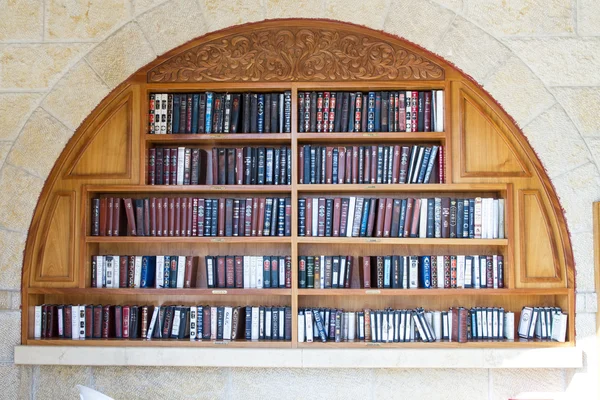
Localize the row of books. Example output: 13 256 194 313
518 306 567 341
299 144 444 185
91 197 292 237
297 90 444 133
91 255 196 289
33 304 292 342
298 306 567 343
298 254 504 289
149 92 292 134
148 146 292 186
204 255 292 289
297 196 505 239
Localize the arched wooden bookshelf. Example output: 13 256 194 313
21 19 575 348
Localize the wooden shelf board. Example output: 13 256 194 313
297 132 445 142
28 288 291 296
145 133 291 144
296 237 509 246
297 288 569 296
26 339 292 348
297 183 508 193
85 185 291 194
297 340 572 348
85 236 292 244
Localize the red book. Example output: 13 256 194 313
99 198 107 236
170 148 177 184
403 198 414 238
64 306 72 338
345 146 352 183
218 198 226 236
156 196 163 236
234 256 244 288
212 148 218 185
257 198 266 237
107 197 114 236
361 257 371 288
424 91 432 132
285 256 292 288
114 306 122 338
174 197 181 236
119 256 127 288
337 147 346 184
148 148 156 185
123 198 136 236
366 198 377 237
325 147 333 184
438 145 445 184
143 198 150 236
332 198 341 237
363 146 371 184
187 197 193 237
93 305 102 338
409 197 421 237
180 197 187 237
236 148 244 185
451 256 458 288
122 305 130 338
305 197 313 237
85 306 93 338
383 198 393 237
102 305 111 338
202 307 211 339
391 145 401 184
150 197 157 236
112 198 121 236
184 256 194 288
192 198 198 237
351 146 359 184
168 198 175 236
375 198 386 237
217 256 226 288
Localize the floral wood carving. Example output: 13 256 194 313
148 27 445 82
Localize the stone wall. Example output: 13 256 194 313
0 1 598 399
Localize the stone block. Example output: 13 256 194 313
33 366 91 400
576 313 596 339
45 0 129 40
10 292 20 311
0 93 42 141
552 87 600 137
490 369 566 400
384 0 455 50
137 0 207 56
198 0 265 32
42 61 109 131
86 22 156 89
578 0 600 36
0 142 11 171
434 0 463 12
0 312 20 362
585 293 597 313
132 0 169 16
0 230 26 290
522 103 591 179
0 165 43 232
265 0 325 19
483 56 554 127
0 364 32 400
505 37 600 86
326 0 391 30
0 0 43 41
570 231 594 292
576 293 586 313
436 16 511 82
92 366 227 399
0 44 91 90
7 108 73 179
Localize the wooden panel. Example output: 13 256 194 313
31 191 76 284
66 92 133 179
518 189 561 284
459 89 529 178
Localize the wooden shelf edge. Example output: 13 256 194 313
296 183 508 193
84 185 292 193
296 132 446 141
27 288 292 296
23 339 292 348
145 133 292 142
296 340 573 348
85 236 292 244
296 288 570 296
296 237 509 245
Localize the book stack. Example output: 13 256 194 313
297 90 444 132
298 254 504 289
91 196 292 237
149 91 292 134
91 255 197 289
299 144 443 184
298 196 505 238
517 306 567 342
204 255 292 289
33 304 292 342
148 145 292 185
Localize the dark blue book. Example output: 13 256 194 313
205 92 213 133
456 200 464 238
419 256 431 288
312 309 328 342
204 201 212 236
211 199 218 236
140 255 156 288
257 93 265 133
374 92 382 131
398 198 408 237
367 92 375 132
383 255 391 288
423 145 439 183
169 256 178 288
173 94 181 133
426 198 435 238
263 256 271 288
359 198 371 237
197 306 203 339
463 199 470 238
163 255 171 288
469 199 475 238
392 256 401 288
417 146 432 183
332 147 338 184
271 257 279 288
245 306 252 340
191 94 199 133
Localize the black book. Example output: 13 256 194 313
271 257 279 289
257 93 265 133
388 92 395 132
320 146 326 184
418 92 425 132
332 256 340 288
257 147 266 185
225 198 234 236
178 307 188 339
270 198 279 237
218 148 226 185
198 93 206 133
204 200 212 236
398 198 408 238
392 255 401 288
340 92 350 132
243 147 252 185
250 147 257 185
216 306 224 340
211 199 218 236
271 93 279 134
250 94 258 132
271 307 279 340
391 199 401 237
332 147 339 184
245 306 252 340
284 307 292 341
273 148 280 185
279 147 286 185
264 93 271 133
449 199 457 239
426 198 435 238
263 198 273 236
298 92 305 133
381 91 389 132
298 199 306 236
135 198 145 236
284 91 292 133
242 93 251 133
278 198 286 236
469 199 475 238
462 199 470 238
227 148 236 185
223 94 232 133
265 148 274 185
334 91 343 132
309 92 317 132
456 199 464 239
348 92 356 132
325 198 333 236
374 92 382 131
130 306 139 339
286 147 291 185
230 93 241 133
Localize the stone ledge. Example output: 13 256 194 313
14 346 582 369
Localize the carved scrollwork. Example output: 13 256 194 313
148 26 444 82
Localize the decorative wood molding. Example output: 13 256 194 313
148 26 445 83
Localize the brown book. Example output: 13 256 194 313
339 198 349 237
257 198 266 237
234 256 244 289
107 197 114 236
155 197 162 237
364 309 372 341
363 146 371 184
166 198 174 236
305 197 313 236
236 148 244 185
231 307 242 339
123 198 136 236
450 308 459 342
337 147 346 184
162 198 168 236
150 197 156 236
366 198 377 237
64 306 72 338
140 306 149 338
244 198 252 236
217 256 226 288
187 198 193 236
317 197 326 237
444 255 451 288
403 198 414 238
112 198 121 236
351 146 359 184
127 256 135 288
375 198 386 237
218 198 226 236
211 148 218 184
332 197 341 237
122 305 130 338
441 197 450 238
409 197 421 237
382 198 393 237
102 305 111 338
119 256 127 288
399 146 410 183
360 256 371 288
299 146 304 184
85 305 93 338
391 145 401 183
143 198 150 236
93 305 102 338
202 307 211 339
227 148 236 185
370 145 377 184
344 146 352 183
325 147 333 184
184 256 194 288
181 197 187 237
225 256 235 288
457 307 468 343
99 197 107 236
174 197 181 236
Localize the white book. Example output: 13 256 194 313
432 311 442 340
408 314 414 341
134 256 143 288
504 311 514 340
279 256 285 289
551 313 567 342
176 255 186 288
279 309 284 339
105 256 113 288
156 256 164 289
58 307 64 337
346 197 356 237
435 90 444 132
279 93 284 133
381 313 388 342
243 256 250 288
476 309 483 339
456 255 465 288
265 309 272 340
348 312 356 341
492 309 499 338
177 147 185 185
464 256 473 288
447 310 453 341
95 255 104 288
259 308 265 339
487 309 493 339
189 307 197 341
493 255 499 289
223 307 232 340
399 312 406 342
71 305 80 339
436 255 445 288
78 305 86 338
474 197 482 239
34 306 42 338
492 199 499 239
411 147 425 183
256 256 263 288
473 255 480 288
498 199 505 239
112 256 120 288
249 256 257 289
487 198 494 239
418 198 428 238
402 256 409 289
409 256 418 288
147 306 160 339
171 308 181 337
210 307 217 340
311 198 318 236
305 311 314 342
251 307 260 340
338 257 346 287
479 257 487 288
160 94 168 134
